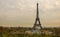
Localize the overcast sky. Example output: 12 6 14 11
0 0 60 27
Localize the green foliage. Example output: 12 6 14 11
1 33 60 37
0 33 3 37
1 32 60 37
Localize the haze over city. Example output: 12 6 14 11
0 0 60 27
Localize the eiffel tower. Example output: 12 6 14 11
33 3 42 30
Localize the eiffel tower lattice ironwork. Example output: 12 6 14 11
33 3 42 30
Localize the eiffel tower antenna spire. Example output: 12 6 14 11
33 3 42 30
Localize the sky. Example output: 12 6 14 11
0 0 60 27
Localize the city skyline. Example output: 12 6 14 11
0 0 60 27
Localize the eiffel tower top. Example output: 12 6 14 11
36 3 39 18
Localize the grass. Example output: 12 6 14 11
0 33 59 37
